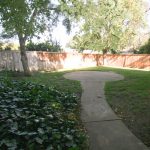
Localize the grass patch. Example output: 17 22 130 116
0 71 81 95
83 67 150 147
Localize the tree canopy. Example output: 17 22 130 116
0 0 82 39
70 0 146 52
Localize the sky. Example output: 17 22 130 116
144 0 150 25
38 21 80 48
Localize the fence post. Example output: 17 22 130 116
103 54 104 65
123 55 126 67
149 55 150 71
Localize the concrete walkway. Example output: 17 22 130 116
64 71 149 150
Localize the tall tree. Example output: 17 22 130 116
0 0 82 75
70 0 146 52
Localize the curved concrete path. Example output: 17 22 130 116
64 71 149 150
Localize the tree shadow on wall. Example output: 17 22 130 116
104 54 126 67
82 54 103 66
124 55 150 69
37 52 67 71
103 54 150 70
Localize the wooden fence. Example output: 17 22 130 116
0 51 149 71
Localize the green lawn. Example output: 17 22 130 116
0 71 82 95
82 67 150 147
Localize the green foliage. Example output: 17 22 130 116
0 0 83 39
26 41 61 52
110 49 118 54
0 0 56 38
0 42 18 51
138 39 150 54
0 78 87 150
0 42 10 51
0 42 3 50
70 0 146 51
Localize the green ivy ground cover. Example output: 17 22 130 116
0 77 87 150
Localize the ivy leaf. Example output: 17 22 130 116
37 128 45 135
1 139 17 150
46 145 53 150
11 122 18 132
65 134 73 140
35 137 43 144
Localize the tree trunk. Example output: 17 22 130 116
19 36 31 76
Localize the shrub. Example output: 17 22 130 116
0 78 86 150
110 49 118 54
0 42 12 51
138 39 150 54
0 42 3 50
26 41 61 52
0 42 19 51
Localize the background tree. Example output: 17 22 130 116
137 38 150 54
26 41 61 52
0 0 82 75
70 0 146 52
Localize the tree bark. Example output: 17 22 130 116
19 36 31 76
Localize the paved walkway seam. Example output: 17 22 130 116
83 118 122 124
